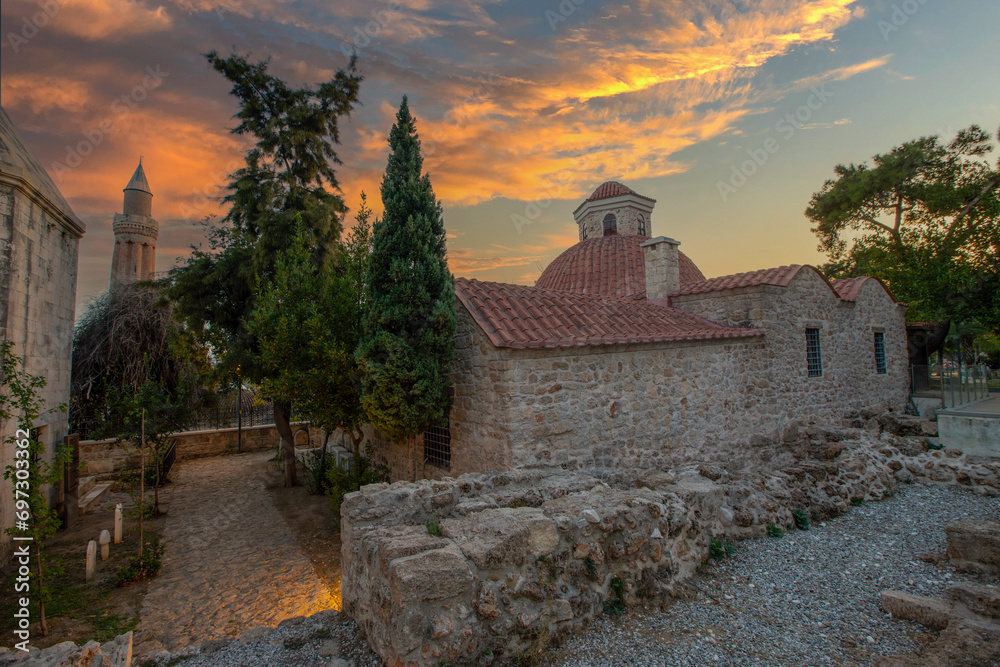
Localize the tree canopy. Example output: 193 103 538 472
248 196 374 446
158 52 362 485
807 125 1000 330
357 97 456 476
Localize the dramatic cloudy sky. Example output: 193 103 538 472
1 0 997 314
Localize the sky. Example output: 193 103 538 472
1 0 998 316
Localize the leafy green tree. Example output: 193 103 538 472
248 203 371 452
159 52 362 486
357 97 456 481
807 125 1000 330
1 341 70 636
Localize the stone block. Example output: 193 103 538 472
947 583 1000 619
880 590 954 630
389 545 474 605
945 520 1000 570
440 509 530 569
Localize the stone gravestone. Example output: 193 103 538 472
99 530 111 560
86 540 96 582
114 504 123 544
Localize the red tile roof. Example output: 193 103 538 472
535 235 705 299
456 278 762 349
830 276 898 302
586 181 657 203
670 265 807 297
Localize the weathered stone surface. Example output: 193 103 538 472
441 509 530 569
945 519 1000 570
874 620 1000 667
880 590 955 629
389 545 475 604
947 583 1000 619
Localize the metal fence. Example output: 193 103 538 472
912 364 992 409
184 388 277 431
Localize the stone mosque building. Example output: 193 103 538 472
109 160 158 288
368 181 910 481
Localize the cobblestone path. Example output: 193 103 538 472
135 452 337 653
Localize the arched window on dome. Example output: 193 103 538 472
637 214 646 236
603 213 617 236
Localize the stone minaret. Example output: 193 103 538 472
110 160 157 289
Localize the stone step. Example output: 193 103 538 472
78 482 112 515
79 475 96 496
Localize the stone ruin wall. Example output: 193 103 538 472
341 418 1000 666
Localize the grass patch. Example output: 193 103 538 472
792 508 810 531
426 520 441 536
92 612 139 643
767 523 784 538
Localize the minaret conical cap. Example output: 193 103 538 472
124 160 152 195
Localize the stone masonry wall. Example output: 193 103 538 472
341 420 1000 666
670 268 909 420
0 182 80 559
79 423 323 477
579 204 650 241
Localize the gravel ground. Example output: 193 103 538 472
149 483 997 667
544 483 999 667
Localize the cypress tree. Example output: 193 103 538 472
358 97 456 480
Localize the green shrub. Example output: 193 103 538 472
603 575 627 616
850 496 865 506
116 539 164 586
767 523 784 538
326 445 389 522
426 520 441 536
792 508 810 530
710 537 736 559
583 556 597 579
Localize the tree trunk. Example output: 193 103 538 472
274 401 298 487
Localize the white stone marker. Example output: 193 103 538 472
99 530 111 560
114 504 123 544
86 540 97 582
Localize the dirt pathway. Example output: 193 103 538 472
135 452 337 654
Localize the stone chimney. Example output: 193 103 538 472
641 236 681 300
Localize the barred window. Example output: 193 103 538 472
874 331 887 374
638 214 646 236
603 213 617 236
424 423 451 470
806 328 823 377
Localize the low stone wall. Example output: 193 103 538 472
80 422 324 476
341 420 1000 666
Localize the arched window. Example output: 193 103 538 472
603 213 617 236
638 214 646 236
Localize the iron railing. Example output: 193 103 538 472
913 364 992 409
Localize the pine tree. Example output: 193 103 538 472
357 97 456 480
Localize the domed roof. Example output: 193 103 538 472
586 181 656 203
535 235 705 299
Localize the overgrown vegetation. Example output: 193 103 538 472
326 446 388 520
710 537 736 559
792 508 810 531
426 520 441 537
71 285 208 439
603 575 627 616
767 522 784 538
1 341 71 636
115 536 164 586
